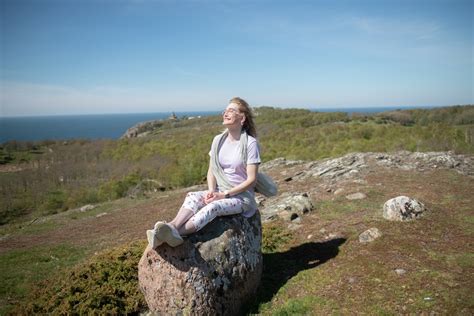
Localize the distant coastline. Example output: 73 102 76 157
0 105 444 143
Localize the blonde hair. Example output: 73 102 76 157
229 97 257 138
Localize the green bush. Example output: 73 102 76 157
98 173 141 201
262 225 293 253
41 190 68 214
18 241 147 314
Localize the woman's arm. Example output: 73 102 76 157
207 160 217 192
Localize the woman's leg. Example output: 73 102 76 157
187 197 243 233
168 208 194 230
168 191 207 231
148 191 208 248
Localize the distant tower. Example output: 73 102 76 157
168 112 178 121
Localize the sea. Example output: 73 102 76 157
0 106 438 143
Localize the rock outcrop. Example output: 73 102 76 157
121 120 164 139
383 196 426 221
138 212 262 315
264 151 473 187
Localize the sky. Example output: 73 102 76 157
0 0 472 117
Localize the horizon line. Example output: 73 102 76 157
1 104 469 118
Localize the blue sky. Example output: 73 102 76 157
1 0 472 116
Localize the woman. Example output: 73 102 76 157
146 97 261 248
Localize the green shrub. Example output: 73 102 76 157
98 173 141 201
18 241 147 314
41 190 68 214
262 225 293 253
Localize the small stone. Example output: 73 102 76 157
288 223 302 231
348 277 356 284
307 234 313 239
395 268 407 275
345 192 367 200
319 228 327 234
96 212 108 218
80 204 95 212
359 228 382 243
334 188 345 195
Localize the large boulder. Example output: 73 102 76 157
383 196 426 221
259 192 314 222
138 212 262 315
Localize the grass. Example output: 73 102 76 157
270 296 330 315
0 244 87 315
64 197 144 221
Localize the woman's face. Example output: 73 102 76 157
222 103 244 127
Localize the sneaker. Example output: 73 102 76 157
155 222 184 247
154 220 165 230
146 229 163 249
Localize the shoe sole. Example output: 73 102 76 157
155 222 184 247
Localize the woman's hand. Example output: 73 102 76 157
204 191 225 204
204 191 215 204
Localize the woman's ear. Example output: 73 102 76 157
240 115 246 126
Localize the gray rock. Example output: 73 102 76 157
260 192 313 222
345 192 367 200
287 223 302 231
383 196 426 221
301 153 368 181
395 268 407 275
80 204 95 212
259 157 304 171
359 228 382 243
138 213 262 315
292 151 473 184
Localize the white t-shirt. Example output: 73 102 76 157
209 134 261 188
218 135 260 187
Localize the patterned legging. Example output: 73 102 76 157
181 190 244 231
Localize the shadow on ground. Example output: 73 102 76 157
244 237 346 314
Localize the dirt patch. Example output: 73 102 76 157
0 186 204 254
